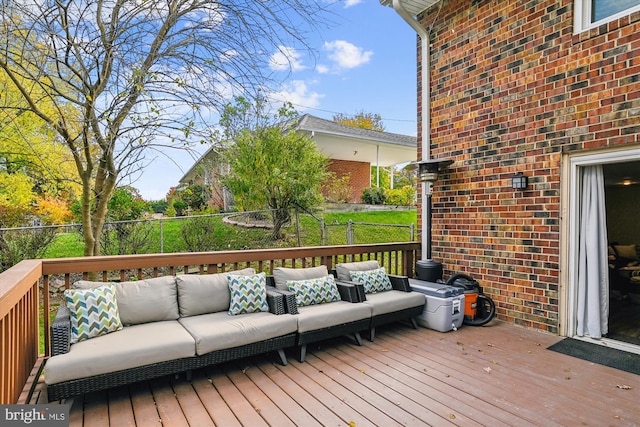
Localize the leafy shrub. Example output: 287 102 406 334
182 216 230 252
385 186 416 206
361 187 387 205
0 228 57 272
149 200 169 214
324 173 352 203
100 221 157 255
173 201 187 216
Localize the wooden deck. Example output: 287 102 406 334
33 321 640 426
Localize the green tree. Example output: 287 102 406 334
0 0 331 255
221 98 328 239
107 187 148 221
149 200 169 214
179 184 210 212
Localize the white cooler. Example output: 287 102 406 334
409 279 465 332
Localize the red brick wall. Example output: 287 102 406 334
418 0 640 332
326 159 371 203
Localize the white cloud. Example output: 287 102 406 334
270 80 323 109
323 40 373 70
316 64 330 74
344 0 363 7
269 46 306 72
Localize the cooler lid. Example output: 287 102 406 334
409 279 465 298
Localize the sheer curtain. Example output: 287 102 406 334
576 165 609 338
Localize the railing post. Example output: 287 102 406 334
159 217 164 253
347 220 354 245
410 223 415 241
320 218 326 246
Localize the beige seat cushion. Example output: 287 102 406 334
178 311 298 356
335 261 380 281
176 268 255 317
273 266 329 291
74 276 179 325
295 301 371 333
362 290 426 316
45 321 195 385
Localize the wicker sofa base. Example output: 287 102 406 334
184 333 297 371
367 305 424 341
47 333 297 402
295 318 370 362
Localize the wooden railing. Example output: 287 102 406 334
0 260 42 405
0 242 420 404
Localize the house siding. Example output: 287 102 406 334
419 0 640 332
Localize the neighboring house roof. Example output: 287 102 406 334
179 113 417 186
293 114 417 167
178 145 223 187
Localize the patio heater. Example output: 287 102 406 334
415 158 453 282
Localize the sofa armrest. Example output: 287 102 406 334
51 306 71 356
388 274 411 292
336 281 366 303
267 286 299 315
266 287 288 315
266 275 276 287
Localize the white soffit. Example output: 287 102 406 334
379 0 441 16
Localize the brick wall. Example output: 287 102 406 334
326 159 371 203
418 0 640 332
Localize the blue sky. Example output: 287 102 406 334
131 0 418 200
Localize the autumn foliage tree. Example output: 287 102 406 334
333 111 386 132
0 0 331 255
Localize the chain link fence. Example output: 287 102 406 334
0 209 415 271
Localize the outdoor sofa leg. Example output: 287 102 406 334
367 327 376 342
297 345 307 363
354 331 363 346
277 349 288 366
410 318 418 329
185 370 193 382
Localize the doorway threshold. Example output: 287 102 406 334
572 335 640 355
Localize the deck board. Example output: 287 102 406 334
34 321 640 426
106 387 135 427
190 371 242 427
129 382 161 426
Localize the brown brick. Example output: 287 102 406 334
415 0 640 332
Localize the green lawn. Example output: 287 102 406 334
43 210 417 258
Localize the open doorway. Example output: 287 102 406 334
604 161 640 346
564 148 640 354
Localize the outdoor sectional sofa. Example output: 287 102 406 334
45 262 425 401
272 262 425 361
45 268 296 402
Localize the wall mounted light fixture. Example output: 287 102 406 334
512 172 528 190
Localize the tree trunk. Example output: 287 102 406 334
270 207 291 241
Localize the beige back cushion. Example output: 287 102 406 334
176 268 255 317
272 265 329 291
335 260 380 281
73 276 179 325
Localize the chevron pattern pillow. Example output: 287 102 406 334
227 272 269 315
287 275 341 307
64 284 123 344
350 267 392 294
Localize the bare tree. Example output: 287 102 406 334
0 0 330 255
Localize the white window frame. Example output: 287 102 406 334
574 0 640 34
